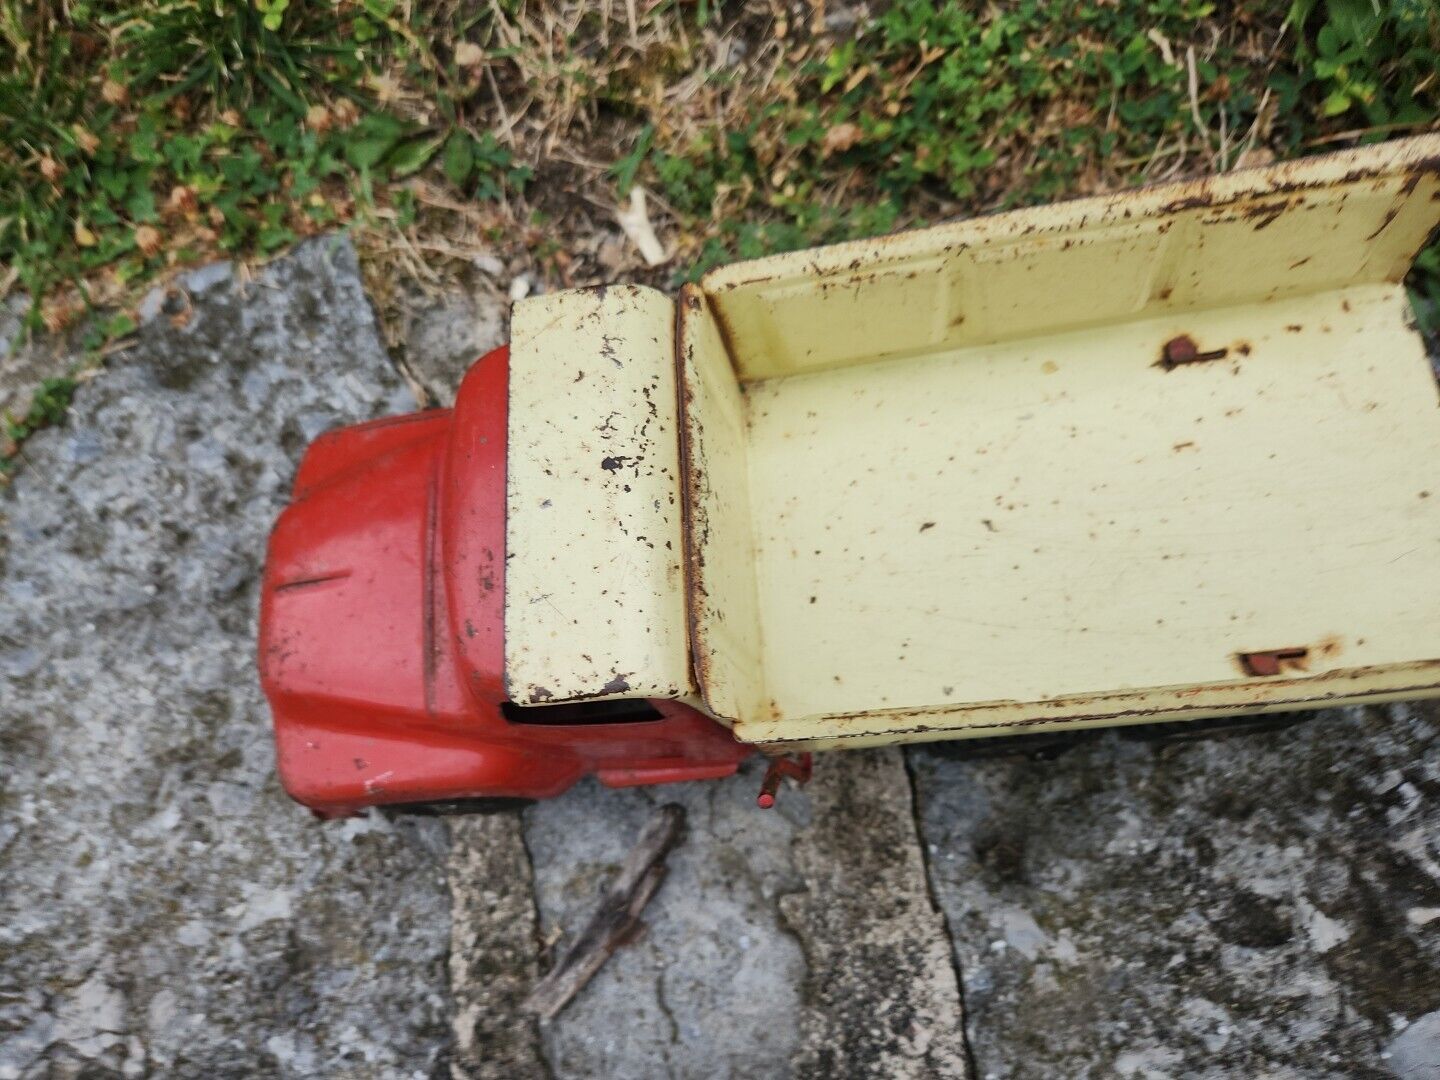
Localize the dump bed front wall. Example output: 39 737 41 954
702 137 1440 382
504 285 693 706
675 287 767 723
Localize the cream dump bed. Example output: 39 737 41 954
680 135 1440 748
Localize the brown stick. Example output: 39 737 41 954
521 803 686 1020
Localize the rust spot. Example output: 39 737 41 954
601 455 631 472
1244 200 1289 230
919 521 936 532
1161 194 1214 213
1158 286 1173 300
530 685 554 701
1238 647 1310 677
1365 205 1402 241
1236 342 1252 356
1172 440 1196 451
1285 324 1303 333
1157 335 1228 370
602 674 632 694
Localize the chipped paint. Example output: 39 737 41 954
503 285 694 706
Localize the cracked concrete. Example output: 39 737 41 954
522 759 810 1079
1 238 452 1079
911 704 1440 1080
445 813 548 1080
519 750 969 1079
781 749 970 1079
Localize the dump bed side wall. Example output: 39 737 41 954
702 136 1440 383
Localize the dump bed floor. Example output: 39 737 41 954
741 283 1440 723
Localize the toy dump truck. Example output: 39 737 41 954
260 136 1440 816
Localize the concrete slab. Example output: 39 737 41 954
910 704 1440 1080
0 238 453 1079
782 749 971 1079
446 814 549 1080
520 750 969 1079
523 759 809 1080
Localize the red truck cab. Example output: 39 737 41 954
258 345 749 817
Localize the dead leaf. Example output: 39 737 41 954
39 157 65 184
454 42 484 67
823 122 861 156
305 104 332 132
332 99 360 128
72 125 100 155
101 79 128 107
74 221 97 247
41 298 77 334
134 225 162 257
1234 146 1276 170
167 185 198 217
614 187 669 267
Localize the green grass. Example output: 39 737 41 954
1 0 1437 472
1 376 76 478
645 0 1438 282
0 1 528 328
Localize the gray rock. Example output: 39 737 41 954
0 237 452 1079
395 281 508 407
1387 1008 1440 1079
782 749 970 1079
909 704 1440 1080
0 294 68 420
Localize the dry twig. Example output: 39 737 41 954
522 803 687 1021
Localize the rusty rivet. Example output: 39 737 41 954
1160 334 1230 370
